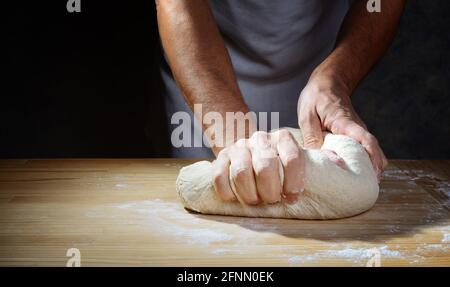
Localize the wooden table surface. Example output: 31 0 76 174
0 159 449 267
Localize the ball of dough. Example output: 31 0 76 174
176 128 379 219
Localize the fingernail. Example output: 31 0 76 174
283 188 303 204
286 188 304 195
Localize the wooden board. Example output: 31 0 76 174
0 159 449 266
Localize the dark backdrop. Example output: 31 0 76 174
2 0 450 159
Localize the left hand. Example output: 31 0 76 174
211 129 348 205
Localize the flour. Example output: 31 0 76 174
111 198 450 265
283 245 402 265
324 245 401 259
211 248 247 255
442 233 450 243
115 183 129 189
383 169 412 181
115 199 233 245
409 169 450 200
288 255 317 263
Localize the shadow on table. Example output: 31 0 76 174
189 183 450 243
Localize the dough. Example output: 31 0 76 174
176 128 379 219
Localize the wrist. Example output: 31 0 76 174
309 60 355 97
306 71 352 100
204 106 256 156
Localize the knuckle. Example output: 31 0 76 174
362 142 375 154
372 136 380 146
363 139 380 156
254 163 277 178
369 135 378 145
217 148 229 158
284 152 301 168
331 119 347 134
364 132 378 145
277 129 291 139
250 131 271 149
303 136 321 147
235 138 248 147
232 166 252 181
273 129 292 144
212 170 224 185
252 130 268 140
255 147 278 161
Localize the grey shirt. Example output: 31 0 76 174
160 0 352 157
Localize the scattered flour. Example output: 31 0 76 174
116 199 233 245
417 243 449 252
112 199 450 264
115 183 129 189
280 232 448 265
284 245 402 265
288 255 317 263
211 248 247 255
116 202 135 209
323 245 400 259
383 169 412 181
383 168 450 202
410 169 449 199
436 225 450 244
442 233 450 243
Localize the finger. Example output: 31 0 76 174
380 148 389 170
320 149 347 170
248 131 282 204
332 119 385 177
212 149 236 201
378 144 389 179
272 129 305 204
298 111 324 149
229 139 260 205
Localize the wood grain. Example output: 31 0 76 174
0 159 449 266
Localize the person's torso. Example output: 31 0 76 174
209 0 351 82
160 0 352 157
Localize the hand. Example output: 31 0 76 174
298 75 388 177
212 130 305 205
211 129 348 205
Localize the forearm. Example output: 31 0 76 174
311 0 406 93
156 0 253 154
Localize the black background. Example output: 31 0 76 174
3 0 450 159
0 267 444 285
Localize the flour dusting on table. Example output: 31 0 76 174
116 199 234 245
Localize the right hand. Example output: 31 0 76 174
298 75 388 177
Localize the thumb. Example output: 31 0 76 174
299 112 323 149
